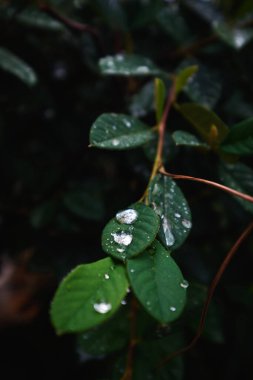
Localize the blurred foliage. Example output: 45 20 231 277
0 0 253 379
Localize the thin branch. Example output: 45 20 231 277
159 220 253 366
160 168 253 204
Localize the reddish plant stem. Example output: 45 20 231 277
159 220 253 367
159 168 253 204
120 297 138 380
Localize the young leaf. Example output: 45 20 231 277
99 54 161 76
148 174 192 250
213 22 253 50
127 240 187 323
50 258 129 334
220 117 253 156
0 47 38 86
219 162 253 214
175 65 199 95
178 103 229 147
89 113 155 150
102 203 160 261
76 308 129 356
154 77 166 123
172 130 209 149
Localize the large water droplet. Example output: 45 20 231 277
116 209 138 225
162 217 175 247
182 219 192 229
104 273 110 280
93 302 112 314
170 306 176 312
180 279 189 289
111 232 133 246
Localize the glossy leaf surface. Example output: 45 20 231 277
221 117 253 155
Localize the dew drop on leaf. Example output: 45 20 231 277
180 279 189 289
162 217 175 247
111 232 133 246
104 273 110 280
115 209 138 224
182 219 192 229
93 302 112 314
170 306 176 312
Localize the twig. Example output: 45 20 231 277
159 220 253 366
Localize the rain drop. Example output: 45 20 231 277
111 232 133 246
170 306 176 312
112 139 120 146
180 279 189 289
174 213 181 218
116 209 138 225
94 302 112 314
136 66 150 74
182 219 192 229
104 273 110 280
162 217 175 247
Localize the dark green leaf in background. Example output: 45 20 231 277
148 174 192 250
50 258 129 334
221 117 253 155
172 130 209 149
127 240 187 323
213 22 253 49
102 203 160 261
89 113 155 150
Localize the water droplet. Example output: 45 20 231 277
162 217 175 247
116 209 138 224
112 138 120 146
117 247 125 253
123 118 132 128
121 299 127 305
182 219 192 229
104 273 110 280
115 54 124 61
180 279 189 289
111 232 133 246
136 66 150 74
170 306 176 312
130 269 135 273
94 302 112 314
174 213 181 218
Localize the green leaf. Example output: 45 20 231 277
172 130 209 149
102 203 160 261
178 103 229 147
127 240 187 323
0 47 38 86
128 81 154 118
50 258 129 334
219 162 253 214
76 308 129 356
16 9 65 31
220 117 253 155
177 58 222 108
175 65 199 95
63 189 105 221
30 200 58 228
99 54 161 76
89 113 155 150
213 22 253 49
148 174 192 250
155 78 166 123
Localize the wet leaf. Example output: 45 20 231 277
148 174 192 250
127 240 187 323
102 203 160 261
221 117 253 155
50 258 129 334
89 113 155 150
213 22 253 49
0 47 37 86
175 65 199 95
99 54 161 76
172 130 209 148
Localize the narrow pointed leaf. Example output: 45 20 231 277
219 162 253 214
172 130 209 148
0 47 37 86
221 117 253 155
127 240 187 323
99 54 161 76
50 258 129 334
178 103 229 146
89 113 155 150
148 174 192 250
102 203 160 261
175 65 199 95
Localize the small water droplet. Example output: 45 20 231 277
111 232 133 246
117 247 125 253
104 273 110 280
94 302 112 314
174 213 181 218
121 299 127 305
182 219 192 229
124 118 132 128
180 279 189 289
130 269 135 273
116 209 138 225
170 306 176 312
162 217 175 247
112 138 120 146
136 66 150 74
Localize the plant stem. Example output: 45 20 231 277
160 168 253 204
120 297 138 380
159 220 253 366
